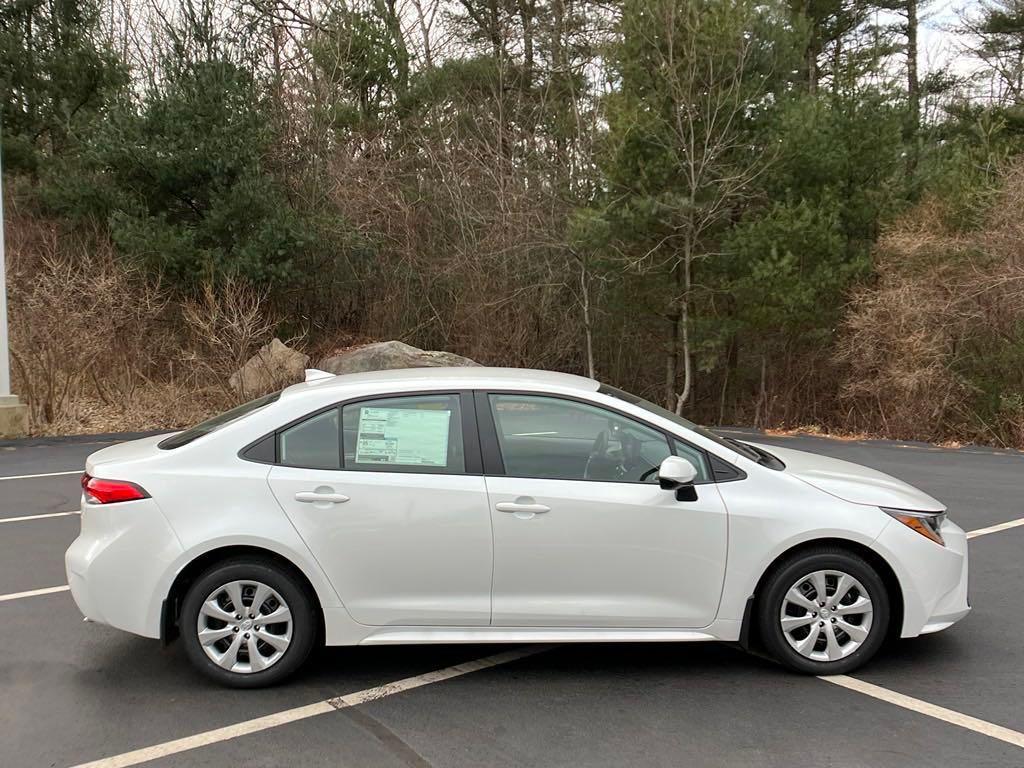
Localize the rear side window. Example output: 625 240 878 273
250 393 466 473
159 392 281 450
342 394 465 474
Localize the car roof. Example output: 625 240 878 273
285 366 600 398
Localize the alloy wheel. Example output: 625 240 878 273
779 569 874 662
196 579 293 674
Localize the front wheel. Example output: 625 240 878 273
180 558 317 688
758 548 890 675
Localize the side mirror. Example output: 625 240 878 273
658 456 699 501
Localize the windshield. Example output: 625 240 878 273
158 391 281 450
598 384 762 462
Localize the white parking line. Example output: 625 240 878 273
967 517 1024 539
0 585 70 602
0 510 79 524
821 675 1024 749
0 469 82 481
0 506 1017 762
69 645 551 768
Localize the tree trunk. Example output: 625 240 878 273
26 10 35 128
754 354 767 428
905 0 920 179
412 0 435 69
804 0 817 96
674 250 692 415
374 0 410 97
271 22 283 110
664 311 678 410
579 257 596 379
831 35 842 93
517 0 535 88
719 332 737 424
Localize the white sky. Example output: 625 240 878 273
917 0 976 76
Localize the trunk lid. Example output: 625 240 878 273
86 434 174 475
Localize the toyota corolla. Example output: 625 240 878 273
66 367 970 687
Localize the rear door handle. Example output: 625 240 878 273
295 491 350 504
495 502 550 514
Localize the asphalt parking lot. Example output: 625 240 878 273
2 430 1023 768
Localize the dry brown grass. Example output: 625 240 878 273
7 210 172 430
763 425 874 442
5 198 283 435
10 156 1024 446
39 382 226 436
180 278 302 400
835 161 1024 446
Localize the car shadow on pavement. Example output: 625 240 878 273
71 624 966 703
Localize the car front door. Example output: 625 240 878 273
267 391 493 626
480 391 729 628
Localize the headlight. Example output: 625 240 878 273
881 507 946 546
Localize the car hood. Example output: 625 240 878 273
746 442 945 512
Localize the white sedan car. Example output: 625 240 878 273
66 368 970 687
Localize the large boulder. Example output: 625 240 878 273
319 340 479 375
230 338 310 395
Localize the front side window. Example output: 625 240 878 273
488 394 708 483
598 383 760 463
342 394 465 474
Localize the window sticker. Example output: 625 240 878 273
355 407 451 466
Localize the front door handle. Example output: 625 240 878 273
495 501 550 514
295 491 350 504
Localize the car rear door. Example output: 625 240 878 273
478 391 729 628
267 391 493 626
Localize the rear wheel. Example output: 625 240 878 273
180 559 316 688
758 548 890 675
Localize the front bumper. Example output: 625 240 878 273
874 517 970 638
65 496 183 639
918 522 971 634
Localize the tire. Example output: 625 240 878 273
180 558 317 688
758 547 890 675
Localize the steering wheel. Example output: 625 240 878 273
639 465 659 482
585 428 657 482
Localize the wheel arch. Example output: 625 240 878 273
160 545 326 645
738 537 904 652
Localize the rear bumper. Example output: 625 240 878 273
875 517 970 638
65 496 183 639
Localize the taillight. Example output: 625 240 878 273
81 473 150 504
